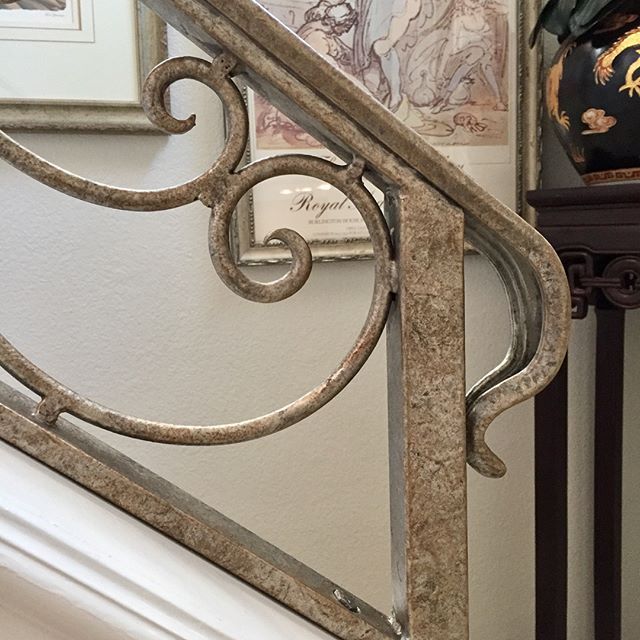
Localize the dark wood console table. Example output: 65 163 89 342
528 185 640 640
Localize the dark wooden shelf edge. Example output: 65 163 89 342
528 184 640 209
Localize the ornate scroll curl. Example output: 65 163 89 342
0 54 394 445
0 50 570 479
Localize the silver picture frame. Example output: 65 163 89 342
0 2 167 133
233 0 543 265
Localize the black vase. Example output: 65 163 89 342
547 7 640 185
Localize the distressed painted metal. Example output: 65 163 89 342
386 181 468 639
0 381 397 640
0 0 572 638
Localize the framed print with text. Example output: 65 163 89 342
233 0 542 265
0 0 167 132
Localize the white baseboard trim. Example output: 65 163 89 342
0 442 332 640
0 507 230 640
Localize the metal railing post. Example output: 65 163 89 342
387 181 468 639
0 2 572 638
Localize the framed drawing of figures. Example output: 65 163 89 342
0 0 166 132
234 0 542 264
0 0 92 41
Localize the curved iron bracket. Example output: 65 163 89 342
0 1 571 639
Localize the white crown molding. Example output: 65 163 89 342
0 441 333 640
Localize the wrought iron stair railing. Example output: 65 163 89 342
0 1 572 639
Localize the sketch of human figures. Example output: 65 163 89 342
298 0 357 71
0 0 66 9
354 0 507 112
255 0 509 149
254 0 358 149
353 0 425 113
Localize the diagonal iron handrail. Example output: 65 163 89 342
0 0 571 477
0 1 571 639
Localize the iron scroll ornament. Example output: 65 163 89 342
0 55 395 445
0 54 569 478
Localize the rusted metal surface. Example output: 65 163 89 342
0 0 573 638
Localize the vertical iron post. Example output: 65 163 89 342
387 181 469 640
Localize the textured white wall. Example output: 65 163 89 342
0 29 637 639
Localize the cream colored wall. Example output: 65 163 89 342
0 29 637 639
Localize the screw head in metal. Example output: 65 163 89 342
332 588 361 614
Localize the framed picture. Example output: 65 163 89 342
233 0 542 265
0 0 167 132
